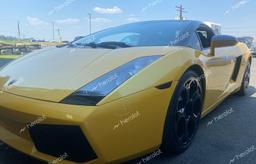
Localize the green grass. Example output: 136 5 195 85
0 55 21 59
0 40 64 46
0 40 32 45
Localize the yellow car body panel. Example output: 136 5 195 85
0 83 177 164
0 25 252 164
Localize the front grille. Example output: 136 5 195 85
29 125 97 163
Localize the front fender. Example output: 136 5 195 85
100 47 205 105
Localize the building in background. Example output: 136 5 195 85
204 21 222 35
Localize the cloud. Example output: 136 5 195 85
128 14 136 17
27 16 49 27
56 18 80 25
126 17 139 22
224 0 250 15
142 0 163 12
91 18 112 24
48 0 77 15
94 6 123 14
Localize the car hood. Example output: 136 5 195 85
0 46 177 102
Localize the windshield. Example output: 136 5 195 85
72 21 192 48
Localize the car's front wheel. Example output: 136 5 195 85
162 71 203 154
237 62 251 96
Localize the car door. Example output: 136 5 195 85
196 26 235 109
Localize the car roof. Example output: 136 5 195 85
124 20 205 32
131 19 202 24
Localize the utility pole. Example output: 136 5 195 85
88 13 92 35
57 28 62 42
176 5 186 20
17 21 21 39
52 22 55 41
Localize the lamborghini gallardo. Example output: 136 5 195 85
0 20 252 164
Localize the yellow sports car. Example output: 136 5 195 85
0 20 252 164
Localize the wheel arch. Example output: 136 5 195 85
183 64 206 96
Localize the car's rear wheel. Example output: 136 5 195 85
162 71 203 154
237 62 251 96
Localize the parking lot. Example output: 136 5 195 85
0 58 255 164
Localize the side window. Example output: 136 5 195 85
196 26 215 49
187 33 202 50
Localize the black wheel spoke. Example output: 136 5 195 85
184 118 190 142
191 89 200 100
191 113 199 124
182 87 191 105
244 66 250 88
185 87 191 104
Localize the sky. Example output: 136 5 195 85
0 0 255 41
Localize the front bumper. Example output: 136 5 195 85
0 83 176 163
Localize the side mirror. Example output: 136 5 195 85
210 35 238 56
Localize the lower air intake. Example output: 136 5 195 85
29 125 97 163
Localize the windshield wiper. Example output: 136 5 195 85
74 42 98 48
56 42 97 48
97 41 133 49
64 41 132 49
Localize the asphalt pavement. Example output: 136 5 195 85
0 58 255 164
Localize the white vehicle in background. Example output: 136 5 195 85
237 37 256 57
250 42 256 57
249 46 256 57
204 21 222 35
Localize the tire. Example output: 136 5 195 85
161 71 204 154
237 62 251 96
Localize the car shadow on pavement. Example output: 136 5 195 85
246 86 256 96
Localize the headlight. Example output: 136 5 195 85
61 56 161 106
